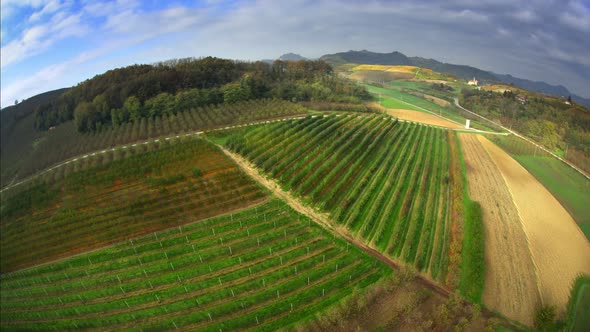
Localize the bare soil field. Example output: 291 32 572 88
459 133 541 325
380 107 464 129
479 135 590 315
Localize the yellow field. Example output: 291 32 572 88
352 64 423 73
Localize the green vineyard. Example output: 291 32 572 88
3 99 306 186
0 200 389 331
226 114 454 281
0 138 265 273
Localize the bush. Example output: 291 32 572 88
535 305 556 331
192 168 202 178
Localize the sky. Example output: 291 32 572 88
1 0 590 108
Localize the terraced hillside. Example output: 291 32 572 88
225 114 457 283
0 200 389 331
1 99 307 188
0 138 265 273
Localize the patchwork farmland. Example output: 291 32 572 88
0 138 266 272
0 199 389 331
224 114 460 284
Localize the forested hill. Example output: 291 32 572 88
28 57 370 133
1 88 68 133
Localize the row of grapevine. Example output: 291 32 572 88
15 99 307 184
226 115 453 280
0 200 389 331
0 138 265 273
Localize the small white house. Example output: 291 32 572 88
468 78 478 86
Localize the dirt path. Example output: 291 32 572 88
219 147 435 285
459 133 541 325
479 135 590 315
219 144 526 331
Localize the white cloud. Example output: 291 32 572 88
513 10 538 23
29 0 63 22
2 0 590 105
0 12 88 68
82 0 139 18
1 61 69 108
1 0 52 20
558 0 590 32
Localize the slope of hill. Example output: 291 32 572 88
321 50 412 67
492 73 590 107
0 57 371 188
0 88 68 130
320 50 590 108
221 114 482 297
0 137 266 272
278 53 307 61
320 50 495 81
409 57 498 82
1 88 69 187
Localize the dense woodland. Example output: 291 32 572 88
33 57 370 132
460 89 590 173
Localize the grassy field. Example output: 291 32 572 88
565 275 590 332
364 83 503 133
491 135 590 238
379 95 423 112
454 133 485 303
0 138 266 273
0 199 390 331
222 114 464 285
514 157 590 237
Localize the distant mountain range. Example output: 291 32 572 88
318 50 590 108
278 53 307 61
261 53 308 64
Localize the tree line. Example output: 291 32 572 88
34 57 370 132
460 88 590 172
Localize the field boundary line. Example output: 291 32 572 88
476 135 545 309
383 94 466 127
216 145 456 296
1 199 268 277
217 143 531 331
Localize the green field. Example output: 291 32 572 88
566 276 590 332
1 99 307 187
224 114 460 283
491 135 590 238
0 138 266 272
379 95 423 112
0 199 389 331
365 83 502 133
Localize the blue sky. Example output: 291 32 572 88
1 0 589 108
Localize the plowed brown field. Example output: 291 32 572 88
459 133 541 325
479 136 590 315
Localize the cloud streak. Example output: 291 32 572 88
1 0 589 108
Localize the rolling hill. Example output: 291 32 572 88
320 50 590 108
